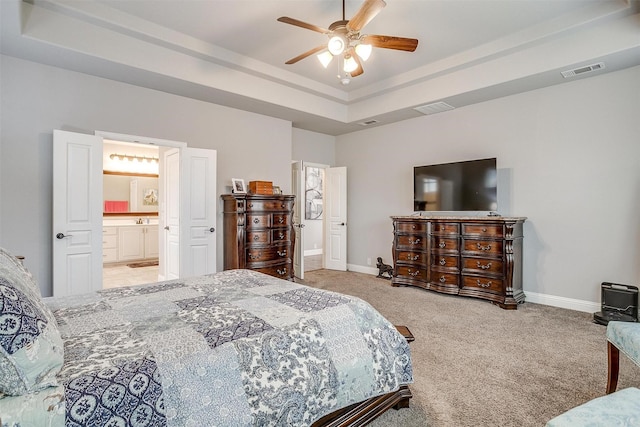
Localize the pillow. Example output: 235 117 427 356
0 249 63 395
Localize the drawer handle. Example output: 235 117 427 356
249 203 253 208
438 242 446 249
477 243 491 251
407 254 419 261
477 261 492 270
253 235 260 241
408 269 420 277
409 238 421 245
482 228 487 232
253 218 260 224
249 252 262 260
277 250 287 257
281 204 285 208
278 217 284 224
439 276 446 283
278 232 285 240
439 258 446 266
412 225 416 229
477 279 492 288
277 268 287 275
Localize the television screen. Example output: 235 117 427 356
414 158 497 212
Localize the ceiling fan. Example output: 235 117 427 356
277 0 418 83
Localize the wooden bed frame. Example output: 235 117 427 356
311 326 415 427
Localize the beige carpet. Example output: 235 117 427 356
300 269 640 427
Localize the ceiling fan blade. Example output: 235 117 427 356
285 45 327 65
362 35 419 52
347 0 386 32
277 17 331 34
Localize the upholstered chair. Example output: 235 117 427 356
606 321 640 393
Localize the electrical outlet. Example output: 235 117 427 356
366 257 371 266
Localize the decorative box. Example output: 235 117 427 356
249 181 273 195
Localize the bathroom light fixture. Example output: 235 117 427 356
110 153 159 163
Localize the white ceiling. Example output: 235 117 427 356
2 0 639 135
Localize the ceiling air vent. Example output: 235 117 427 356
414 101 455 116
561 62 605 78
358 119 379 126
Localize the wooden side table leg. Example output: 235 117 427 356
606 341 620 394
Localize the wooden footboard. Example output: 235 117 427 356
311 325 415 427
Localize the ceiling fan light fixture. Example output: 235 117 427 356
328 35 346 55
355 43 372 61
317 51 334 68
343 55 359 73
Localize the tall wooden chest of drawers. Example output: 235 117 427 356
391 216 526 309
222 194 295 281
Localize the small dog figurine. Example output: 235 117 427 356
376 257 394 279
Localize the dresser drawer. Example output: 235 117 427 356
271 229 290 243
247 246 291 262
396 221 427 234
396 265 427 281
246 199 293 212
102 234 117 249
395 251 426 264
247 231 269 244
431 222 460 235
272 214 290 227
430 271 459 287
247 214 269 229
396 234 427 250
461 275 504 294
255 263 292 279
462 257 503 276
462 223 503 238
461 238 503 257
431 254 459 269
430 236 459 253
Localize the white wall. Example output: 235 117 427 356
336 65 640 309
0 55 292 296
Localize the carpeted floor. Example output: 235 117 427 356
299 269 640 427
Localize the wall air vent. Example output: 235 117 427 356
358 119 379 126
561 62 605 78
414 101 455 116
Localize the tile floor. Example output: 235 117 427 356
102 254 323 289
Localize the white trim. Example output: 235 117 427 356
304 249 323 256
347 264 600 313
95 131 187 148
524 291 599 313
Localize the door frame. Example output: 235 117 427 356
96 131 187 282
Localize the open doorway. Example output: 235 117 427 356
102 140 160 288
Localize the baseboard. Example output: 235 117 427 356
524 291 599 313
346 264 599 313
304 249 323 256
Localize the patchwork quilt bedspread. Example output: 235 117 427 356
0 269 413 426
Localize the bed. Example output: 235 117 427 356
0 248 413 427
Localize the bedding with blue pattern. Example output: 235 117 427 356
0 269 413 426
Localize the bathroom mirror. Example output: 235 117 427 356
103 171 159 216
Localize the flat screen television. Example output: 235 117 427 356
414 158 497 212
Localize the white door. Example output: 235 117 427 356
291 161 305 279
180 148 217 277
52 130 103 296
163 148 181 280
324 167 347 271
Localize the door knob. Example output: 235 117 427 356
340 222 346 226
56 233 72 239
164 226 170 230
209 227 215 233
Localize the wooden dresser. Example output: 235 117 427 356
222 194 295 280
391 216 526 309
